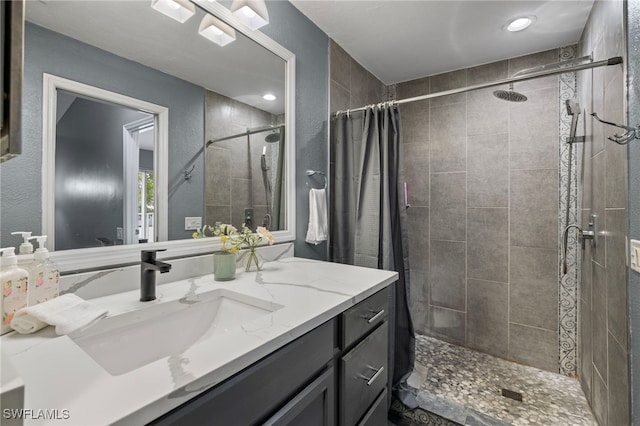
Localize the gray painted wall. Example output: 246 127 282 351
0 22 205 246
627 2 640 423
55 98 147 250
257 1 329 261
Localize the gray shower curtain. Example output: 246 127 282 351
330 104 415 398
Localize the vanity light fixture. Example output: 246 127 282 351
150 0 195 23
506 16 535 32
199 14 236 46
262 93 277 101
230 0 269 30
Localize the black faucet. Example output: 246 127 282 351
140 249 172 302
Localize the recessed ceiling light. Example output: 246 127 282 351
263 94 277 101
506 16 535 32
199 14 236 47
150 0 195 23
230 0 269 30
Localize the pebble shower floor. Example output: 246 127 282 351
401 335 597 426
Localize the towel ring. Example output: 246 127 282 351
305 170 327 190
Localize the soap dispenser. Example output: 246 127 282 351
0 248 29 335
11 231 34 270
27 236 59 306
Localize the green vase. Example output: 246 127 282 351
213 252 237 281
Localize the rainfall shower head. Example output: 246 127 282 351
265 132 280 143
493 84 527 102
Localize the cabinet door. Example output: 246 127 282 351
264 367 335 426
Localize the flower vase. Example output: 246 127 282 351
213 252 237 281
243 247 264 272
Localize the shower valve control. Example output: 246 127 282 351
579 214 597 249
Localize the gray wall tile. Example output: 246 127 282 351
205 147 231 205
430 173 466 241
404 143 429 207
592 369 609 426
467 279 508 358
350 61 369 108
330 80 350 113
510 246 559 331
467 133 508 207
397 76 430 99
508 323 559 372
205 205 231 227
508 49 558 92
467 208 508 283
592 152 606 265
329 40 350 90
592 262 608 384
430 103 467 172
400 101 430 144
430 69 467 106
231 178 251 228
410 298 430 335
510 87 559 170
467 61 508 85
430 306 466 345
408 207 430 272
605 209 628 349
607 334 630 426
430 240 466 311
510 169 558 249
579 295 593 404
592 63 606 155
467 88 508 136
409 269 429 303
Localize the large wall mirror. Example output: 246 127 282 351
0 0 295 270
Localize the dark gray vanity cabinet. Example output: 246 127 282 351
337 288 389 426
149 286 390 426
149 319 336 426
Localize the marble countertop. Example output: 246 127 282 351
1 257 397 426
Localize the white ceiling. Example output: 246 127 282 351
290 0 594 84
26 0 286 115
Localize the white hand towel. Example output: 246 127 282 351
305 188 328 245
10 293 108 335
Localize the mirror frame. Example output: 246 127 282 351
42 73 170 250
47 0 296 272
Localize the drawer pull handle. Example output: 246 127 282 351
364 366 385 386
366 309 385 324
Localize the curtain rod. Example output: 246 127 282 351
334 56 623 117
206 124 285 146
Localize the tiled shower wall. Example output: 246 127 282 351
204 91 281 230
329 41 387 116
577 0 630 424
396 50 567 373
329 42 575 373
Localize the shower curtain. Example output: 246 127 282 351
330 104 415 400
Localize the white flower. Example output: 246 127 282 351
256 227 274 245
215 223 237 236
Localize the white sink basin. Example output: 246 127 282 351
68 289 282 376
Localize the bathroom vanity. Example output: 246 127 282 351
0 257 396 425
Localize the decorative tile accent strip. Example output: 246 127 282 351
558 45 579 376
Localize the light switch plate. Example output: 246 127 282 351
631 239 640 273
185 217 202 231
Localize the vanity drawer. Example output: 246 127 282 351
340 287 388 349
339 322 388 426
357 388 387 426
